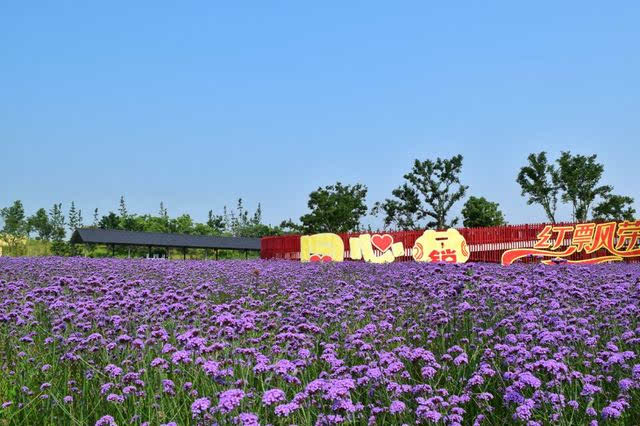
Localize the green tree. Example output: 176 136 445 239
207 210 226 234
49 203 67 256
92 208 100 227
28 208 52 240
193 223 212 236
67 201 82 256
373 155 467 230
117 195 140 230
118 195 128 220
218 199 279 237
593 194 636 221
170 214 194 234
99 212 121 229
461 196 506 228
516 152 559 224
159 201 168 219
143 216 169 233
283 182 368 234
68 201 83 233
553 151 612 222
0 200 28 253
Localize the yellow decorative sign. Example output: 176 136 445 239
300 230 468 264
501 220 640 265
300 233 344 262
350 234 404 263
412 228 470 263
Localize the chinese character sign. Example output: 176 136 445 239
501 220 640 265
300 230 469 264
300 233 344 262
350 234 404 264
412 229 470 263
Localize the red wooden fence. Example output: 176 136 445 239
261 222 639 264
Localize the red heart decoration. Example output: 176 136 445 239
310 254 333 262
371 234 393 252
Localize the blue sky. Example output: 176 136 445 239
1 1 638 229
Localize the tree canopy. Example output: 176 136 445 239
282 182 368 234
374 155 468 230
517 151 634 223
1 200 27 238
593 194 636 221
516 152 559 223
0 200 28 253
553 151 612 222
96 198 281 238
461 196 506 228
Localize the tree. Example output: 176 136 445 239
143 215 170 233
593 195 636 221
99 212 121 230
283 182 368 234
216 199 279 237
67 202 84 255
170 214 194 234
68 201 81 233
207 210 226 235
0 200 28 253
373 155 467 230
28 208 52 240
117 195 140 230
193 223 212 236
461 196 506 228
516 152 559 224
159 201 168 219
553 151 612 222
49 203 67 256
118 195 128 220
92 208 100 227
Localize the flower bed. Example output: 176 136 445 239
0 257 639 424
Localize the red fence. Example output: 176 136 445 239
261 222 639 264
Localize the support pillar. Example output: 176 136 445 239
183 247 186 260
215 249 219 260
112 245 115 257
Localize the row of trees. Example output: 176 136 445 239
1 151 636 253
281 151 635 233
95 197 280 238
280 155 505 233
0 197 282 255
517 151 635 223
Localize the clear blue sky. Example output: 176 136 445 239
2 1 638 229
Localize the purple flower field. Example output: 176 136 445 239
1 257 639 425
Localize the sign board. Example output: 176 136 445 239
300 229 470 264
501 220 640 265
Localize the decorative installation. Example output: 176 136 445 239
501 220 640 265
300 233 344 262
350 234 404 264
300 230 467 264
412 229 470 263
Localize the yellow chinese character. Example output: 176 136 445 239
300 233 344 262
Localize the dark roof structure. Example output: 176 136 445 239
71 228 261 251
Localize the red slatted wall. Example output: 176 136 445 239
260 222 639 264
